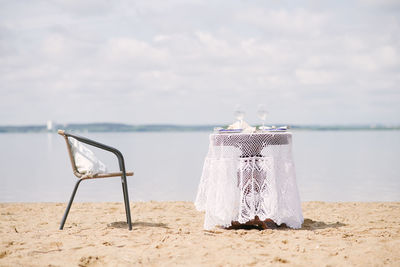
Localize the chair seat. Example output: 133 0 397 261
81 171 134 179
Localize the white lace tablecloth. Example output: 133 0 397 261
195 132 303 230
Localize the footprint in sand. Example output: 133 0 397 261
79 256 103 267
0 250 9 259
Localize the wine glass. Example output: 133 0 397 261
257 104 268 130
234 105 245 127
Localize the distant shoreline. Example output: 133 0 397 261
0 122 399 133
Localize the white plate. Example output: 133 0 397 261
218 129 243 133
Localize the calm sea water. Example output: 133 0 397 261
0 131 399 202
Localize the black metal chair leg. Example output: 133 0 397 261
121 176 132 230
121 181 129 221
60 179 83 230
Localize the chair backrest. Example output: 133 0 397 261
58 130 83 178
59 130 109 178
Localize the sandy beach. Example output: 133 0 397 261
0 201 399 266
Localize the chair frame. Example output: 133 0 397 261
58 130 133 230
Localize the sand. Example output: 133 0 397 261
1 201 399 266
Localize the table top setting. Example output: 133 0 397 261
213 104 289 134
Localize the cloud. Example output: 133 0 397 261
236 8 329 36
295 69 340 85
51 0 116 17
358 0 400 9
105 38 169 67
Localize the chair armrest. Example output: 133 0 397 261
58 130 129 176
81 171 134 179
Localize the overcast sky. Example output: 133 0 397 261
0 0 399 126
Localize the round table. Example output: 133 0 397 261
195 131 303 230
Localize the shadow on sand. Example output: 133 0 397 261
226 218 346 231
300 218 346 230
107 221 169 229
108 219 346 231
